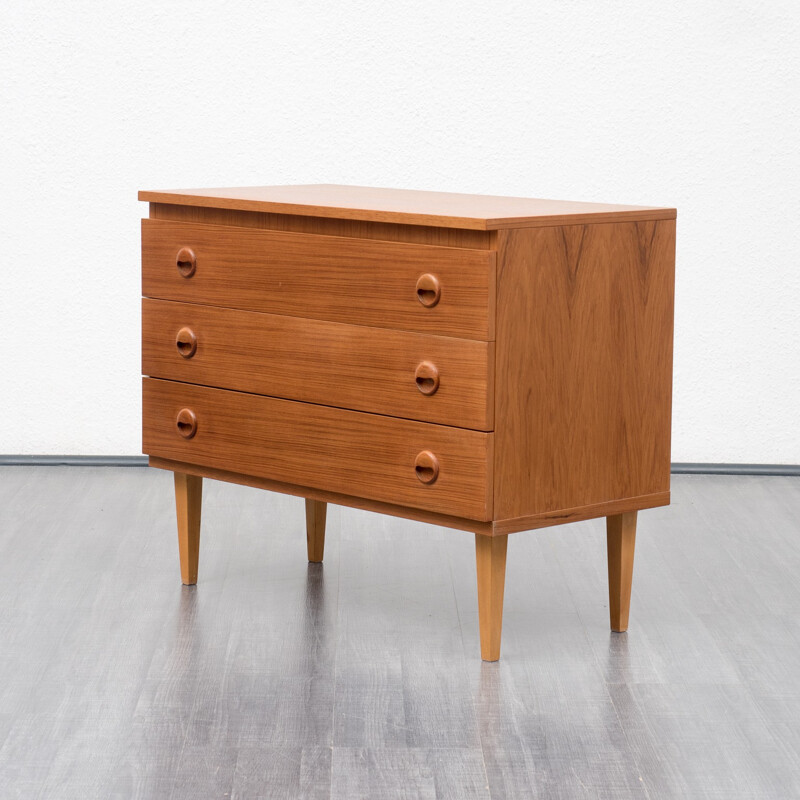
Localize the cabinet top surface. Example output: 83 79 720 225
139 184 676 231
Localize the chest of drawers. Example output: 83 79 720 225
139 184 676 661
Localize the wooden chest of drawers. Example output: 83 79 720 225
139 184 676 661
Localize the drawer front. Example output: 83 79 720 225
142 219 495 340
143 378 492 520
142 299 493 430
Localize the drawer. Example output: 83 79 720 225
143 378 492 520
142 299 493 430
142 219 495 340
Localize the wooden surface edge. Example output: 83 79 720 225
139 191 492 230
148 458 668 537
485 208 677 229
142 213 497 253
490 491 670 534
147 456 493 535
139 190 676 231
148 204 497 250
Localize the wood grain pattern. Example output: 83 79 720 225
305 499 326 563
139 184 676 231
138 188 677 661
143 379 493 520
607 511 637 631
142 219 495 340
151 457 668 537
142 298 493 430
493 220 676 519
491 491 669 534
174 471 202 585
148 456 495 536
149 203 495 250
475 534 508 661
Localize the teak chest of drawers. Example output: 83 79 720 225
139 184 676 661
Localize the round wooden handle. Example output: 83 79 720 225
175 327 197 358
414 450 439 484
415 273 441 307
175 408 198 439
414 361 440 395
176 247 197 278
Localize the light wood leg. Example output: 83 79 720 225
174 472 202 585
305 499 327 563
607 511 637 632
475 533 508 661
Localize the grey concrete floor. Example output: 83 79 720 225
0 467 799 799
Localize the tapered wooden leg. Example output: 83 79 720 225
305 499 327 563
174 472 202 585
475 533 508 661
607 511 637 632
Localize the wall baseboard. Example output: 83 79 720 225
670 462 800 476
0 455 149 466
0 456 798 476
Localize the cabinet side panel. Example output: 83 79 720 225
493 220 675 519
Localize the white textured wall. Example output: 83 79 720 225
2 1 798 462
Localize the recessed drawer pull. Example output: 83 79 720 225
414 361 440 396
176 247 196 278
175 327 197 358
175 408 198 439
415 273 441 307
414 450 439 484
